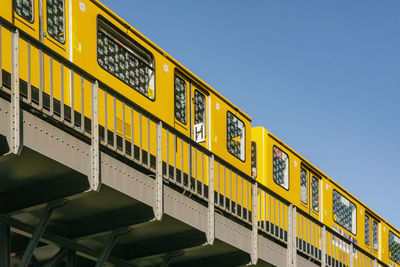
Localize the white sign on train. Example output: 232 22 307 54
194 123 205 143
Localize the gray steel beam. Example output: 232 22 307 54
95 228 130 267
0 223 10 267
207 155 214 245
154 121 163 220
18 199 66 267
90 81 100 191
10 28 21 155
321 226 326 267
251 182 258 265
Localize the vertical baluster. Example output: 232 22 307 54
104 91 108 145
113 97 117 150
27 43 31 103
147 117 150 167
60 64 64 120
166 130 169 178
70 70 74 126
39 49 44 110
223 166 226 210
194 149 197 193
0 25 2 88
139 113 143 162
201 152 204 196
173 134 177 181
130 107 134 159
180 139 183 185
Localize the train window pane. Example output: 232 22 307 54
373 221 378 251
300 168 308 204
273 146 289 190
14 0 34 23
365 215 370 246
174 76 187 124
47 0 65 43
251 142 257 179
194 90 206 125
312 176 319 212
389 231 400 264
332 190 356 234
227 112 245 161
97 21 155 100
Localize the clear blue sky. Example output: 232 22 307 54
101 1 400 229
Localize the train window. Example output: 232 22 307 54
273 146 289 190
365 215 370 246
300 168 308 204
251 142 257 179
194 90 206 126
14 0 34 23
312 176 319 212
174 75 187 124
47 0 65 43
373 221 378 251
333 190 356 234
97 19 155 100
389 231 400 264
227 112 245 161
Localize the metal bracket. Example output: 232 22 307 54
207 155 215 245
11 29 21 156
90 81 100 191
154 121 163 220
19 199 66 267
95 228 130 267
251 182 258 265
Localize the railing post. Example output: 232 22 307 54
207 155 215 244
154 121 163 221
373 259 377 267
321 226 326 267
0 25 3 89
349 243 354 267
251 182 258 265
11 29 21 155
90 81 100 191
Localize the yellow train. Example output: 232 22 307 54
0 0 399 266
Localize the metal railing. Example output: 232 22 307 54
0 19 392 267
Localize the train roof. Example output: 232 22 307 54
253 126 400 235
91 0 252 122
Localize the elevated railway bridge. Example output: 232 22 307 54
0 19 387 267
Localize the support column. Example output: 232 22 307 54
0 223 10 267
95 228 129 267
207 155 215 245
154 121 163 221
90 81 100 191
287 205 297 267
19 199 65 267
251 182 258 265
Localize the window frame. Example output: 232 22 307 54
389 231 400 264
46 0 66 44
300 167 308 205
332 189 357 235
96 16 156 101
311 175 319 212
193 89 206 128
14 0 35 23
372 220 378 251
226 111 246 162
272 145 289 191
174 74 187 125
251 141 257 179
365 214 370 246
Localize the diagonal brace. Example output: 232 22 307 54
95 228 130 267
19 199 66 267
42 248 69 267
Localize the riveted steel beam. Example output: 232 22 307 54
11 29 21 156
207 155 215 245
90 81 100 191
154 121 163 220
251 182 258 265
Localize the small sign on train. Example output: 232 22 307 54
194 123 205 143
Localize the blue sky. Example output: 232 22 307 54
100 1 400 229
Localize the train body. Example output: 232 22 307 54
0 0 399 266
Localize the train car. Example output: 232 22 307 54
0 0 252 178
252 126 400 266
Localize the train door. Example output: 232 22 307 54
42 0 69 59
365 212 380 258
13 0 40 39
300 166 320 220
